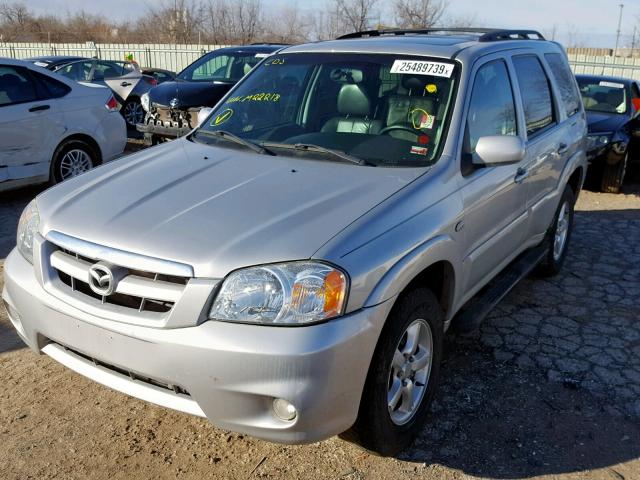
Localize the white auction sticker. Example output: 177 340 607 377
600 81 624 88
390 60 454 78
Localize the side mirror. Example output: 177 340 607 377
472 135 526 166
197 107 214 127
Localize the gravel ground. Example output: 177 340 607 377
1 156 639 480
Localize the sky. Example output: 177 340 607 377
23 0 640 48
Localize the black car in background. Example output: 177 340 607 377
26 55 89 70
141 67 175 84
576 74 640 193
137 44 286 144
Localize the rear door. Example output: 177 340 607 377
512 53 581 238
458 55 529 298
0 65 46 178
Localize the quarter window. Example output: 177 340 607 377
513 55 555 137
545 53 580 117
463 60 517 164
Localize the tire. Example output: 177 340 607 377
535 185 575 277
122 98 145 127
50 139 98 185
349 288 444 456
601 153 628 193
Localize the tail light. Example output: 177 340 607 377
144 76 158 86
105 95 119 112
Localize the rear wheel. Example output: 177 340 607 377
536 185 575 277
349 288 443 456
50 139 97 185
601 153 628 193
122 98 145 127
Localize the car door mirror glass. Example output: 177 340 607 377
472 135 525 166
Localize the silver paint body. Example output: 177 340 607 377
0 58 127 192
2 35 587 443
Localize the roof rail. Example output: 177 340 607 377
337 28 546 42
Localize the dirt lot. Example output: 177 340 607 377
1 157 639 480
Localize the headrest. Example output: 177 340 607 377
401 75 424 91
337 84 370 116
330 68 363 84
0 73 21 87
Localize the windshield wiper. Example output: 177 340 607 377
194 130 275 156
262 142 373 166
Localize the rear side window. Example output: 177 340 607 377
0 65 37 106
464 60 517 158
31 70 71 99
545 53 580 117
513 55 555 137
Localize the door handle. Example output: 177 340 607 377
514 167 529 184
557 143 569 155
120 81 132 87
28 104 50 112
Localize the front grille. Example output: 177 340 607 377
58 343 190 396
49 246 189 316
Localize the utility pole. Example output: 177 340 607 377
614 3 624 57
632 26 637 57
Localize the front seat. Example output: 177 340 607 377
383 75 439 141
322 79 382 134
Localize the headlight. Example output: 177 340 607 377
209 262 348 325
141 92 150 112
16 199 40 264
586 133 611 150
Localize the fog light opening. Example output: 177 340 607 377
273 398 297 422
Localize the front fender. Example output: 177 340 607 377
363 234 459 318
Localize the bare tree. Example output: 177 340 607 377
334 0 378 34
393 0 447 29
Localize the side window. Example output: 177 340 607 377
30 70 71 99
545 53 580 117
56 63 80 81
463 60 517 168
94 61 123 80
0 66 38 106
512 55 555 137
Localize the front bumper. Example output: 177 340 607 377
2 248 392 444
136 121 192 140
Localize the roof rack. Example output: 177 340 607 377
337 28 546 42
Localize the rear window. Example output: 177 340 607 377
545 53 581 117
513 55 555 137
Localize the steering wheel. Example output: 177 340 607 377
379 125 420 136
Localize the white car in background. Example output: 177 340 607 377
0 58 126 193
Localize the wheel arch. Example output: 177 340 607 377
364 235 458 323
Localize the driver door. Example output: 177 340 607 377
458 56 529 301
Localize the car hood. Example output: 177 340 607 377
148 80 234 109
38 139 424 278
586 111 629 133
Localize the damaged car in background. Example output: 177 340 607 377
0 58 126 192
54 58 158 128
137 44 285 145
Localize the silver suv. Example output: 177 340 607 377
3 29 587 455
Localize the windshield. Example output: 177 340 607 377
177 50 268 82
195 53 458 167
577 78 628 114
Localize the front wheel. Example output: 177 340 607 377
349 288 443 456
601 153 628 193
536 185 575 277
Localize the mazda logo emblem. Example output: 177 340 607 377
88 263 116 296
